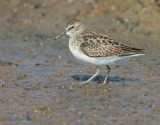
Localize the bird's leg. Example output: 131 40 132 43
78 66 100 85
103 65 111 84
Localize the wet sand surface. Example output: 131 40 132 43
0 0 160 125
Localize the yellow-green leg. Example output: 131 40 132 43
78 66 100 85
103 65 111 84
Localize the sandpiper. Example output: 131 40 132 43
54 19 145 85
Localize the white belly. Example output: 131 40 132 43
69 39 120 66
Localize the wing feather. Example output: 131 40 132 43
80 30 144 57
80 32 122 57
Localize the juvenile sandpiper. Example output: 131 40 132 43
54 19 145 85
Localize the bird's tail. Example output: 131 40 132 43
119 43 145 57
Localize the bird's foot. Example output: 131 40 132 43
103 80 109 84
75 81 89 85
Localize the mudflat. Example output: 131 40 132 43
0 0 159 125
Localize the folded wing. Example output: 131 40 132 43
80 32 144 57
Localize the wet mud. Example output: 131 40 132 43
0 0 160 125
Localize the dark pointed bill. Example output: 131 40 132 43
54 31 66 40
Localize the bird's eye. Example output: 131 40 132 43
68 26 74 31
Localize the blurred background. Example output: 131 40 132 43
0 0 159 125
0 0 160 36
